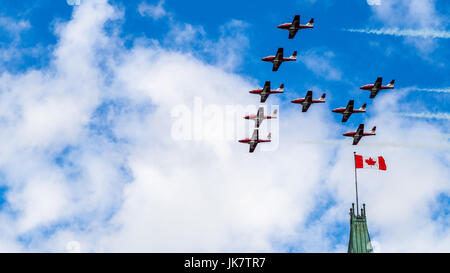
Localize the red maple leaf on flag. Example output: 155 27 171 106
365 157 377 166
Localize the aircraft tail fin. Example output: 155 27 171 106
267 132 271 140
371 126 376 134
387 79 395 87
307 18 314 26
272 109 278 118
290 51 297 59
360 103 367 111
319 93 326 101
276 84 284 92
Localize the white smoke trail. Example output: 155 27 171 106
343 28 450 39
364 142 450 150
400 86 450 94
397 112 450 121
299 140 450 150
414 88 450 94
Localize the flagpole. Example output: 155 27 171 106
353 151 359 216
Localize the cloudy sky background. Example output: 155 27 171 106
0 0 448 252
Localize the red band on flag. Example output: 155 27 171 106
378 156 387 170
355 154 364 168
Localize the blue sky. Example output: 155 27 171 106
2 0 449 123
0 0 448 252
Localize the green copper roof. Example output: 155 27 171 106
348 203 373 253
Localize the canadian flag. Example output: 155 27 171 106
355 154 387 170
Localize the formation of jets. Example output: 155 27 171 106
240 15 396 152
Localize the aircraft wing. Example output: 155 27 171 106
255 107 264 127
304 90 313 102
370 89 379 99
374 77 382 89
292 15 300 27
260 82 271 102
275 48 283 59
301 91 313 112
260 92 270 103
352 135 362 145
288 29 298 39
250 129 259 141
342 100 354 122
257 107 264 119
249 142 258 153
346 100 354 112
356 124 364 135
352 124 365 145
342 112 352 122
272 62 281 72
302 102 311 112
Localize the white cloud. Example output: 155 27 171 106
370 0 442 28
300 49 342 81
138 2 250 72
367 0 381 6
165 23 206 46
0 0 333 252
0 0 448 253
0 0 127 244
0 16 39 68
161 19 250 72
0 17 30 34
367 0 447 53
67 0 82 6
138 0 167 20
204 19 250 71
